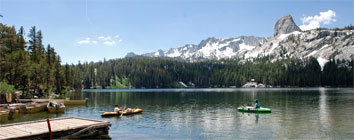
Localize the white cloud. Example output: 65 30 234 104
77 38 91 44
299 10 336 31
77 34 122 46
98 36 112 40
103 41 116 46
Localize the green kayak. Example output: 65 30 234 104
237 106 271 113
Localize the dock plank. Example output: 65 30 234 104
51 119 95 128
0 127 30 139
22 123 49 131
52 119 100 129
12 125 46 135
0 117 111 140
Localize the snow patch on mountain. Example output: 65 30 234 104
239 43 255 51
167 49 182 57
278 31 301 40
317 57 329 69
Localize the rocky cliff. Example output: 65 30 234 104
273 15 301 37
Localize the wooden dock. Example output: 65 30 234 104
0 117 111 139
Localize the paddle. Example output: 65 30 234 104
120 105 126 117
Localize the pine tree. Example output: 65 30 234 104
28 27 47 95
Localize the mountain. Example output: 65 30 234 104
141 36 268 62
273 14 301 37
127 15 354 67
125 52 138 57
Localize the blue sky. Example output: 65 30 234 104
1 0 353 64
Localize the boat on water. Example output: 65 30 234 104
19 103 47 113
237 106 271 113
47 101 65 113
101 108 143 117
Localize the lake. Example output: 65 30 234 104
1 88 354 139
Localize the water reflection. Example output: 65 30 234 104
102 114 142 124
237 112 272 124
319 88 329 130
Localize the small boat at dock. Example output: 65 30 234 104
19 103 47 113
101 108 143 117
47 101 65 113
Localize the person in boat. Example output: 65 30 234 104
254 100 260 109
114 105 122 113
126 108 133 113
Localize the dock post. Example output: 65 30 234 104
47 119 53 140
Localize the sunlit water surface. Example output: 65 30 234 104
1 88 354 139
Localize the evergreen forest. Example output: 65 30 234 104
77 56 353 89
0 24 80 97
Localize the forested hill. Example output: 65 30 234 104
0 23 81 96
76 57 353 89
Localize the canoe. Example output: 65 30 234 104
101 108 143 117
237 106 271 113
47 102 65 113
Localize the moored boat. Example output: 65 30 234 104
8 103 24 110
19 103 47 113
47 101 65 113
237 106 271 113
101 108 143 117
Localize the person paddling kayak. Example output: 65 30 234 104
254 100 260 109
114 105 123 113
238 100 271 113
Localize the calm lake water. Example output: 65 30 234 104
1 88 354 139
